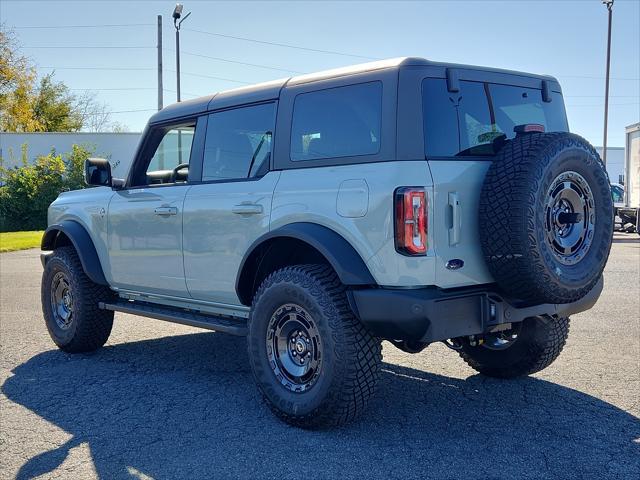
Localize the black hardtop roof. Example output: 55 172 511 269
149 57 560 124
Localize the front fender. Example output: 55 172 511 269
41 220 108 285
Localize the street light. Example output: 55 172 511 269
602 0 614 166
173 3 191 103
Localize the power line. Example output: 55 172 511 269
80 108 156 116
184 28 378 60
23 45 154 49
41 66 156 71
12 23 154 29
171 49 303 74
166 68 252 85
70 87 156 91
164 88 204 98
558 74 640 81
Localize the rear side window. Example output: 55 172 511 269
423 78 568 157
203 102 275 181
290 82 382 161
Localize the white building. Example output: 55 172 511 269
595 146 625 185
0 132 142 179
0 131 629 186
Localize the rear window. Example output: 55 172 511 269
423 78 568 157
290 82 382 161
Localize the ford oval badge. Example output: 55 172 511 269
446 259 464 270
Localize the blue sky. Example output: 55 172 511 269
2 0 639 147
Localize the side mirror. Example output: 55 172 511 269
84 158 112 187
84 158 125 189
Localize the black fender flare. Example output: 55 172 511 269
41 220 108 285
236 222 376 305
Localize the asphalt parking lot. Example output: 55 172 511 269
1 234 638 479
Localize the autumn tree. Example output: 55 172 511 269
0 25 126 133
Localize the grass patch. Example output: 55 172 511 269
0 231 44 253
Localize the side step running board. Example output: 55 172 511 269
99 301 248 336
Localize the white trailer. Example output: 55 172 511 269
618 123 640 234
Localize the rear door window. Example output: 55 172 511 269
290 82 382 161
423 78 568 157
202 102 275 181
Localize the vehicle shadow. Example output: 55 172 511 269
3 332 639 479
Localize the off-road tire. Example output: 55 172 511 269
458 316 570 378
480 132 613 306
247 264 382 428
41 246 114 353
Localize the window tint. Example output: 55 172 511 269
489 84 568 139
458 81 497 156
421 79 459 157
423 79 568 157
203 103 275 181
144 125 195 184
290 82 382 161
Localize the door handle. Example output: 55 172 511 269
232 203 263 215
154 206 178 216
448 192 461 246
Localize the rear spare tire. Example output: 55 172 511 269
480 132 613 305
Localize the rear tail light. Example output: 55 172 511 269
394 187 428 256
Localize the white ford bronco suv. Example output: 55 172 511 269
41 58 613 428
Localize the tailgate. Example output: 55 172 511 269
427 160 493 288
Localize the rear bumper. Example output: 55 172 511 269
348 276 604 343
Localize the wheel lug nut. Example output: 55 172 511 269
292 351 297 356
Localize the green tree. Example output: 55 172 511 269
31 74 83 132
64 144 94 191
0 144 94 232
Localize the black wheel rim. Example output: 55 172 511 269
50 271 74 330
482 323 522 351
544 171 596 266
266 303 322 393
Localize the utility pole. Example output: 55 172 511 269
175 28 181 102
157 15 163 111
602 0 614 165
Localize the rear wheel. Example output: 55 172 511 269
247 265 382 428
458 316 570 378
41 246 114 353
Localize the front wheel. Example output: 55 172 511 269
458 316 570 378
247 265 382 428
41 246 115 353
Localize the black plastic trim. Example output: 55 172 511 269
101 300 247 336
41 221 108 285
236 222 376 305
445 68 460 93
541 79 552 103
350 276 604 343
